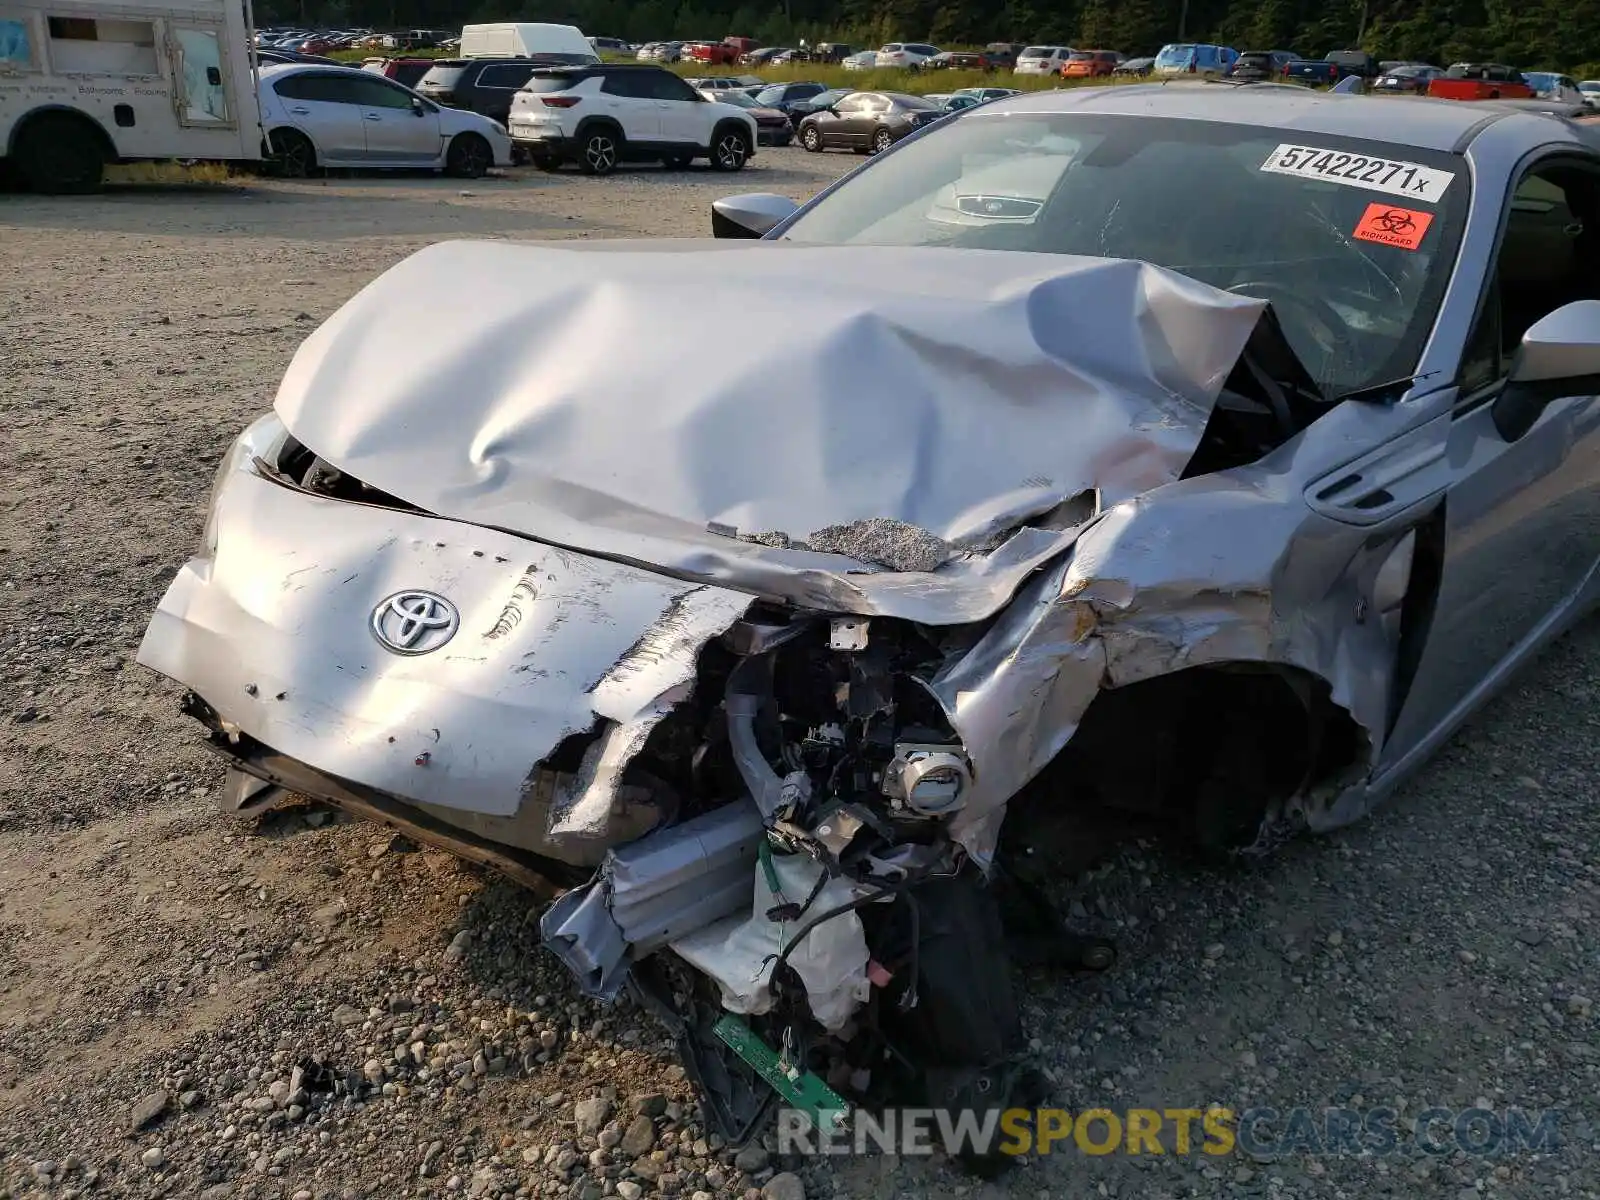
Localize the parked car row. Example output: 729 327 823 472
257 27 455 55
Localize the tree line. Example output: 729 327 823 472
262 0 1600 76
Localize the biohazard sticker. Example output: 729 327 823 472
1353 203 1434 250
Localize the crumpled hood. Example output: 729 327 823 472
275 239 1265 624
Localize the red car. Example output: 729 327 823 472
685 38 756 66
1426 62 1533 100
1062 50 1122 78
364 56 436 88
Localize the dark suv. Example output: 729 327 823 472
416 57 591 125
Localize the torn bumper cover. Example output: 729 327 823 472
142 238 1388 1160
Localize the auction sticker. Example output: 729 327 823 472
1353 203 1435 250
1260 143 1455 201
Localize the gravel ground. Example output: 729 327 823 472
2 149 1597 1200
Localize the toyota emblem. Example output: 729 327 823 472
370 590 460 655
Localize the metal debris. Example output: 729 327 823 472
806 518 953 574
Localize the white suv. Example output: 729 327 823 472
508 65 758 174
875 43 940 69
1014 46 1075 74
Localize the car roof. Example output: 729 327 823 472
981 81 1568 153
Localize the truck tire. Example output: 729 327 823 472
14 112 106 195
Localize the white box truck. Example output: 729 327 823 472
457 23 596 61
1 0 261 193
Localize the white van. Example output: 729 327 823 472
457 23 597 62
0 0 261 193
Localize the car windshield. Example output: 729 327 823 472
1020 47 1051 57
1582 81 1600 92
1237 54 1272 65
1524 72 1558 89
1155 45 1195 67
778 113 1468 397
717 90 757 107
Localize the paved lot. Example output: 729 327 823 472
1 149 1597 1200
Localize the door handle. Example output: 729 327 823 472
289 106 310 114
364 114 382 121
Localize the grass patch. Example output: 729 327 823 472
105 160 234 186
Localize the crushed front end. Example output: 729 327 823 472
143 238 1386 1171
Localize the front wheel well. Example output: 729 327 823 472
1003 663 1367 862
573 117 624 142
8 106 115 161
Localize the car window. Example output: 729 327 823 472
910 45 938 56
345 75 415 109
274 72 363 104
833 94 867 114
642 70 699 101
526 73 588 93
600 71 648 97
1460 167 1600 392
475 64 537 89
780 112 1470 397
754 84 786 104
417 64 467 88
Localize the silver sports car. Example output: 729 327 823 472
139 83 1600 1163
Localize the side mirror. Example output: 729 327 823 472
711 192 800 239
1493 300 1600 440
412 96 425 115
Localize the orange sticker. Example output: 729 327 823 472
1353 203 1434 250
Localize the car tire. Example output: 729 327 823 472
663 154 693 169
14 112 105 195
801 124 823 152
871 127 894 154
445 133 492 178
710 126 751 171
268 128 316 179
578 126 621 175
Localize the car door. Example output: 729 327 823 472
349 74 440 162
271 72 368 161
598 71 660 140
823 93 870 146
646 69 708 145
1380 158 1600 771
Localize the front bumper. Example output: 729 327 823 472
754 123 791 146
136 426 754 865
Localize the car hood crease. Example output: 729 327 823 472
274 239 1266 624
